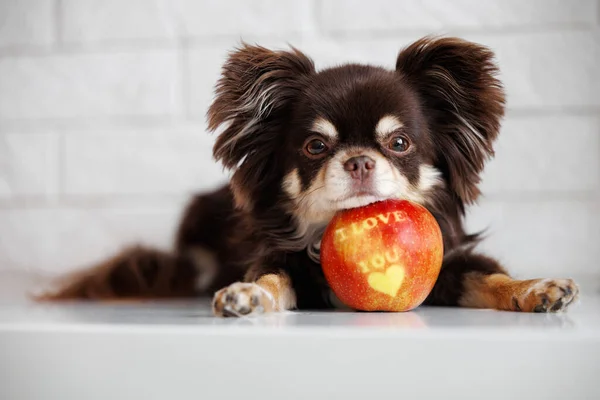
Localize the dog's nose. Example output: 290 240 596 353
343 156 376 180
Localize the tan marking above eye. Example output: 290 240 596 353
375 115 404 140
311 117 338 141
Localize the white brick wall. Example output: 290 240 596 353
0 1 598 281
319 0 598 32
0 0 55 48
0 132 59 198
60 0 178 44
63 126 226 195
0 51 181 120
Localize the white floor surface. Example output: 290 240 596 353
0 272 599 400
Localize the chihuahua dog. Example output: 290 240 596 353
42 37 578 316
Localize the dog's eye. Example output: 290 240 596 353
389 136 410 153
305 139 328 156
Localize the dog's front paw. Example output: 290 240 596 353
514 278 579 313
212 282 275 317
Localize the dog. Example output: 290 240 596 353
40 36 579 316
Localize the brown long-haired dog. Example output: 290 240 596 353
40 37 579 316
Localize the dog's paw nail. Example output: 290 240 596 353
512 297 522 311
550 299 564 312
533 304 546 313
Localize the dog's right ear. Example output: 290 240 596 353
208 44 315 170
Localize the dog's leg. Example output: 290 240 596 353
212 271 296 317
425 250 579 312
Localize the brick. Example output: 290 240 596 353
0 133 59 198
172 0 313 38
61 0 314 43
0 206 181 273
0 51 180 120
61 0 177 43
469 31 600 109
319 0 598 33
298 30 600 109
63 126 228 195
480 115 600 194
466 200 600 277
0 0 55 48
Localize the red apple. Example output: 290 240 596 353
320 199 443 312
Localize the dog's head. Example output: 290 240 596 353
208 37 505 234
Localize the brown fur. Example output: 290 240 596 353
396 37 504 204
39 246 198 300
38 36 579 315
256 273 297 310
460 274 579 312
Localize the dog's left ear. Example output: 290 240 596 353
396 37 505 204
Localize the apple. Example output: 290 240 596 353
320 199 443 312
